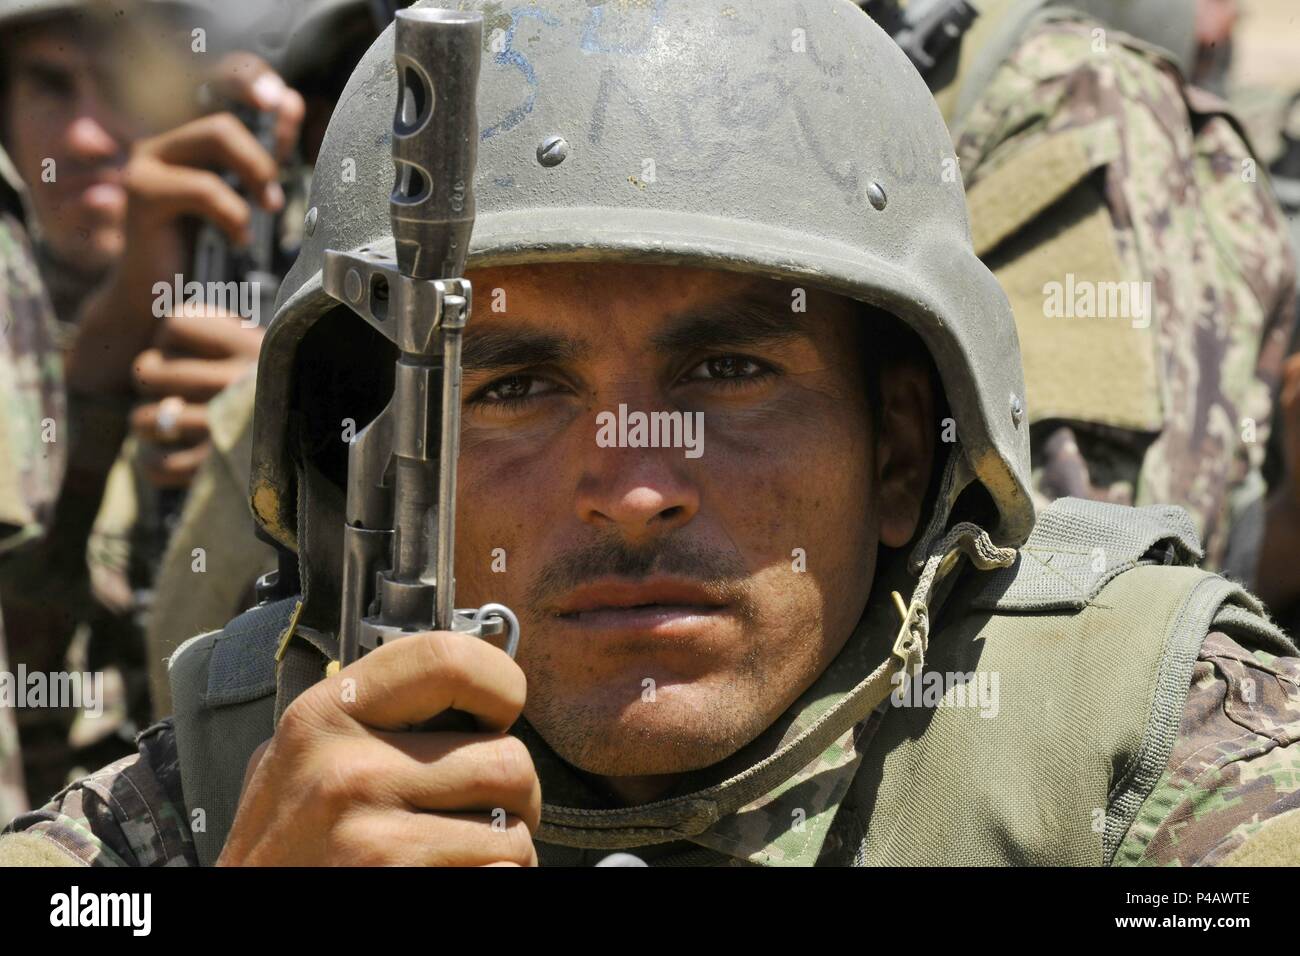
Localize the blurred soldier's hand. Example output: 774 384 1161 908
67 53 304 397
217 631 540 867
129 310 264 489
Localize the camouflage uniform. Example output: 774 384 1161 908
0 195 66 826
952 14 1297 575
0 200 134 810
1 249 136 814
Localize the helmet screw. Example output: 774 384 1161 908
866 181 888 211
344 268 364 304
304 206 318 238
1010 394 1024 426
537 135 569 167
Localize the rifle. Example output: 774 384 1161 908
861 0 978 75
323 8 519 666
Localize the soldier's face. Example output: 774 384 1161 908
0 23 141 270
454 263 935 790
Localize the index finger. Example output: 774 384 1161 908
209 52 306 162
156 309 266 360
319 631 527 734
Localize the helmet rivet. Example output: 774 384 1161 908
537 135 569 167
1010 394 1024 426
345 268 364 304
866 181 887 211
304 206 318 238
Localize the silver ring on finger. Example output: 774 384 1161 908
155 396 185 443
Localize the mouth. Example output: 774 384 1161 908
58 170 125 209
551 578 732 633
79 181 125 209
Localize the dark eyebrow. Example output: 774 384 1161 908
651 294 813 353
460 325 590 373
17 59 74 85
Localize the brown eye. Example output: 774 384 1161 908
487 375 535 401
707 357 756 378
683 355 769 383
470 373 561 408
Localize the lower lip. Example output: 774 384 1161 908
79 182 125 211
557 604 730 634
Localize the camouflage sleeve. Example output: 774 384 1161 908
1188 87 1298 583
0 719 199 866
0 208 66 555
0 205 65 834
957 18 1298 572
1114 631 1300 865
0 202 130 610
0 616 28 827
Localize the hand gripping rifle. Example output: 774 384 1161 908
322 8 519 667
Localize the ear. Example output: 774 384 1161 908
874 362 937 548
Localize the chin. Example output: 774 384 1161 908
529 681 762 777
80 230 123 271
46 217 121 272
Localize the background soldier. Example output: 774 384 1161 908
4 0 1300 867
0 0 170 822
0 0 302 808
142 0 416 719
866 0 1297 585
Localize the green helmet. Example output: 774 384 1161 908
251 0 1034 565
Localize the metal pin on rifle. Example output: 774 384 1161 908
323 8 519 667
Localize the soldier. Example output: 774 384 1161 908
142 0 414 719
0 0 137 825
4 0 1300 866
867 0 1297 583
0 0 303 804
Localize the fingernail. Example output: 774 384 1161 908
251 72 285 110
263 181 285 211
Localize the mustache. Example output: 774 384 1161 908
525 536 756 620
58 161 126 184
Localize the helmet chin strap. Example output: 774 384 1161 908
909 441 977 571
898 442 1018 676
892 517 1018 689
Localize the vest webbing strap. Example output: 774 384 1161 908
1103 571 1248 861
